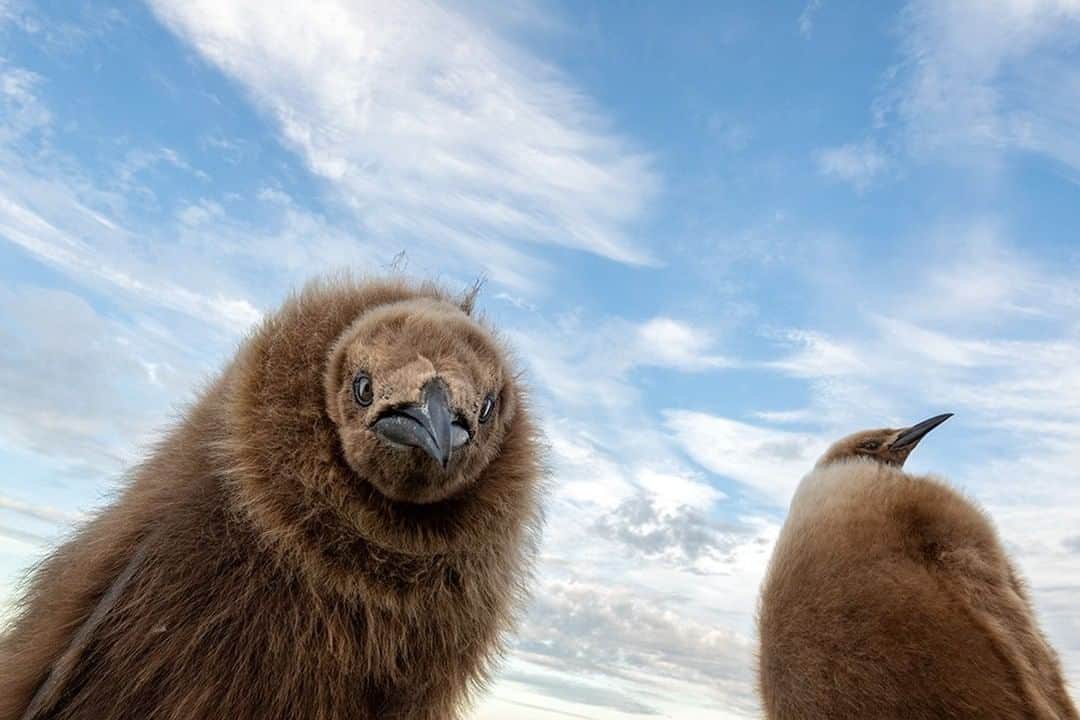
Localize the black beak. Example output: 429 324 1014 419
890 413 953 451
371 380 455 469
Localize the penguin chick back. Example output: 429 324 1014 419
758 457 1078 720
0 276 546 720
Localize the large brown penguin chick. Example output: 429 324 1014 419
758 414 1078 720
0 277 545 720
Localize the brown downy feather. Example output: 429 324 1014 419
758 419 1078 720
0 276 546 720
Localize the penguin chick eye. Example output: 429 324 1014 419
858 440 881 451
352 373 374 407
478 392 496 424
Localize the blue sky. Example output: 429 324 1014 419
1 1 1079 717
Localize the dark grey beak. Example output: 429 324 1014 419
371 380 456 468
890 413 953 451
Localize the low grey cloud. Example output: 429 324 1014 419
513 580 759 716
592 494 752 568
0 525 50 546
501 671 659 716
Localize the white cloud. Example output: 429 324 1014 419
752 224 1080 431
146 0 659 289
512 313 732 415
665 411 827 502
798 0 822 38
0 285 195 479
0 61 50 142
512 578 760 717
636 467 725 511
752 408 815 424
495 298 776 714
886 0 1080 170
0 495 86 525
815 139 888 191
503 404 773 715
0 195 261 332
636 317 734 371
118 146 209 187
0 62 270 336
544 427 638 510
771 231 1080 435
0 526 49 546
0 495 86 550
912 221 1080 322
764 328 866 378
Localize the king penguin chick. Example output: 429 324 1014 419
758 414 1078 720
0 277 545 720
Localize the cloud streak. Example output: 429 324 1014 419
815 140 888 191
666 411 826 503
886 0 1080 170
147 0 659 290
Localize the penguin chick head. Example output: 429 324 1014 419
816 413 952 469
325 297 513 504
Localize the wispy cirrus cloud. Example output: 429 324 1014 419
666 412 826 503
0 56 265 336
0 61 49 141
885 0 1080 170
814 140 889 191
0 196 262 332
798 0 822 38
0 496 85 549
817 0 1080 186
146 0 659 290
511 313 733 413
636 318 735 372
0 495 86 525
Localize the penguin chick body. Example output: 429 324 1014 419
0 277 545 720
758 415 1078 720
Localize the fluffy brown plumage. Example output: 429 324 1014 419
0 277 545 720
758 414 1078 720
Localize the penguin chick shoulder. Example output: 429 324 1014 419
0 277 545 720
758 414 1078 720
